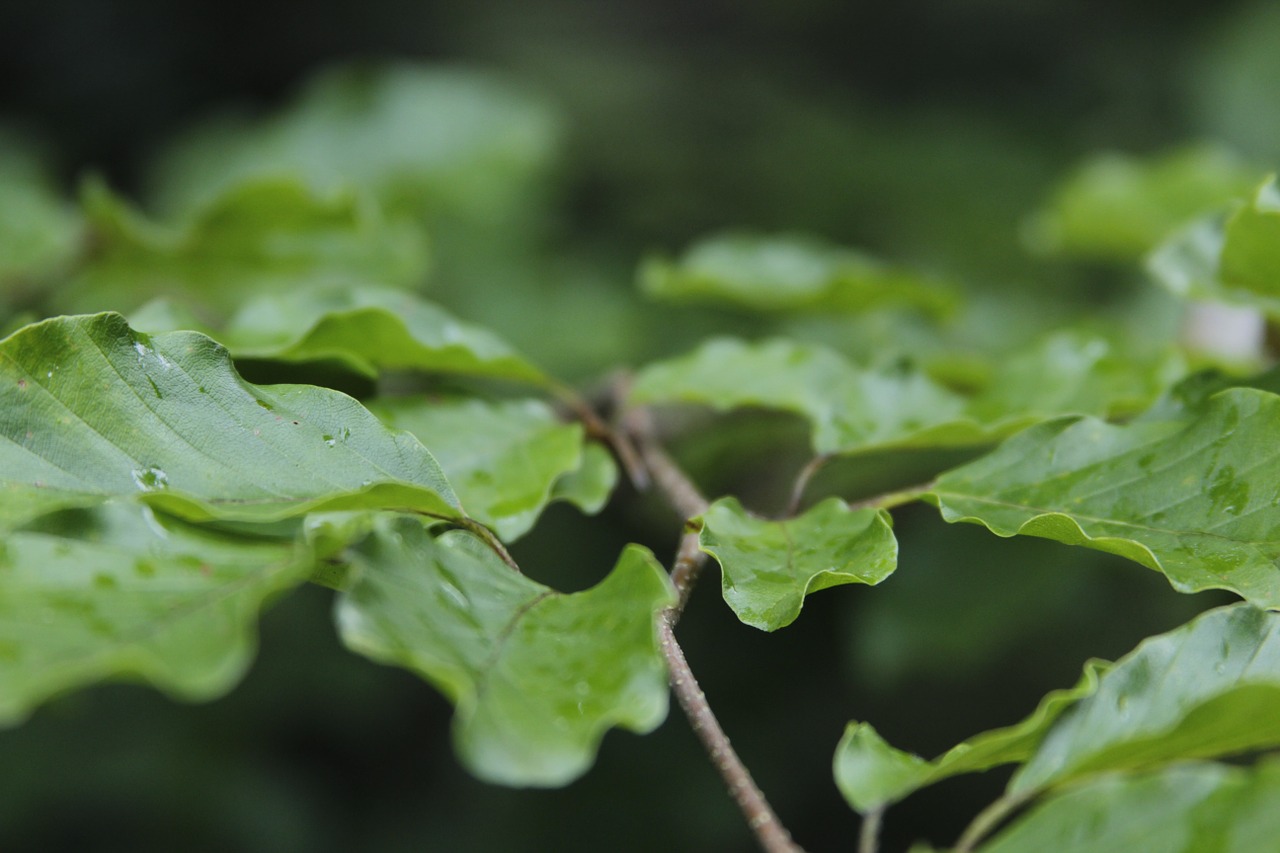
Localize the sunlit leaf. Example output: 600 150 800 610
0 313 460 529
698 496 896 630
640 231 955 315
368 395 614 541
834 661 1106 814
1011 603 1280 794
930 388 1280 607
0 502 315 724
334 519 675 786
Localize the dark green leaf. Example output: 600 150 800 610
0 313 460 529
335 519 675 786
698 496 896 630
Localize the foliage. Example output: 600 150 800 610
3 56 1280 853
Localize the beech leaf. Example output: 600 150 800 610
335 519 675 786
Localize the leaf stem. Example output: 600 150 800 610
858 808 883 853
953 791 1032 853
659 611 806 853
849 482 935 512
787 453 833 516
457 517 522 574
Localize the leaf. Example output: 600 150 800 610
640 231 955 316
929 388 1280 607
334 519 675 786
0 313 460 529
834 661 1106 814
698 496 897 630
1010 603 1280 794
147 62 560 224
1026 144 1259 260
1148 177 1280 318
0 129 82 288
220 284 547 384
549 442 618 515
631 334 1177 455
0 502 315 724
978 760 1280 853
62 177 430 314
368 395 615 541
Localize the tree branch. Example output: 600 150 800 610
659 611 806 853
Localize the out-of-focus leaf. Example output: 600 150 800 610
930 388 1280 607
0 313 460 529
221 285 547 384
0 502 314 725
1010 603 1280 794
640 231 954 316
63 178 429 314
548 442 618 515
0 129 81 288
1148 178 1280 318
334 520 675 786
698 496 896 630
834 661 1106 814
980 760 1280 853
368 395 614 541
631 334 1178 455
147 63 560 224
1026 145 1259 260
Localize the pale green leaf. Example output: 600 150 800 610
640 231 954 315
1026 144 1259 260
0 313 460 529
979 760 1280 853
930 388 1280 607
368 395 614 541
698 496 896 630
548 441 618 515
0 502 314 724
0 129 82 287
334 519 675 786
834 661 1106 813
62 177 429 314
1011 603 1280 794
220 284 547 384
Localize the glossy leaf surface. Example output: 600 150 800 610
335 520 675 786
0 503 314 724
369 395 615 540
698 497 896 630
834 661 1105 813
931 388 1280 607
0 313 460 529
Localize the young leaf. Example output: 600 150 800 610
62 178 430 314
220 285 548 384
0 313 460 529
834 661 1106 814
1010 603 1280 794
930 388 1280 607
979 760 1280 853
0 502 315 725
334 519 676 787
698 496 897 630
368 395 615 541
640 231 954 315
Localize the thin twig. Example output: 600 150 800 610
953 791 1032 853
552 379 650 490
786 453 833 516
659 611 806 853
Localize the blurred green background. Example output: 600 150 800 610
0 1 1276 850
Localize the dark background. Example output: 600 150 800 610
0 1 1275 850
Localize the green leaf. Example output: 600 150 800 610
334 519 675 786
979 760 1280 853
1148 177 1280 318
930 388 1280 607
0 502 314 724
698 496 897 630
834 661 1106 814
0 129 82 288
147 63 560 224
368 395 615 541
62 177 430 314
0 313 460 529
640 231 955 316
549 442 618 515
631 334 1177 455
1010 603 1280 794
1026 144 1259 260
220 284 547 384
